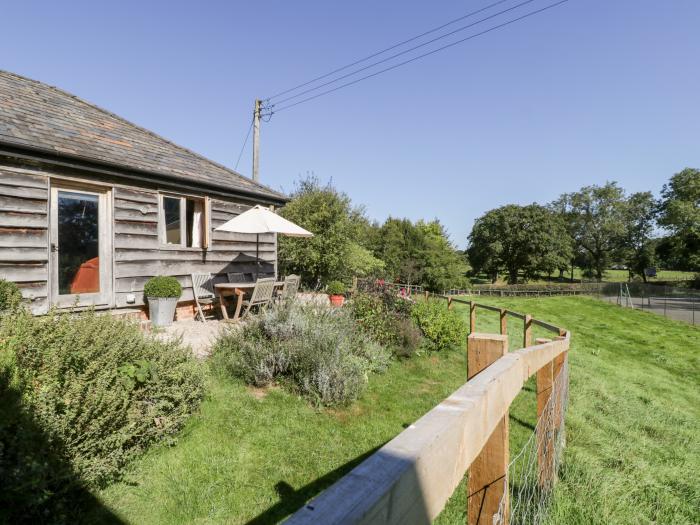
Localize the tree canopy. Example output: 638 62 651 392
278 177 383 287
551 182 627 281
657 168 700 271
467 204 572 284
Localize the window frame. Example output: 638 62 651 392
158 192 210 250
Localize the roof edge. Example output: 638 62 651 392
0 140 289 205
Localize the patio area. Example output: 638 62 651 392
153 319 234 359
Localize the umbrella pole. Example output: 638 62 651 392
256 233 259 280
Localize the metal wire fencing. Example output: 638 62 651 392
494 359 570 525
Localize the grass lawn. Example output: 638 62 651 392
90 297 699 524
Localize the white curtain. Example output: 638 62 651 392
191 200 203 248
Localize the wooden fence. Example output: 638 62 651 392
286 292 570 525
444 286 595 297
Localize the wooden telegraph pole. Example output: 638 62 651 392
252 99 262 183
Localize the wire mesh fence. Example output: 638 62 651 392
494 359 570 525
596 283 699 325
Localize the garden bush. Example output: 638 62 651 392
412 300 467 352
212 301 390 406
0 308 204 521
0 278 21 311
349 290 422 357
326 280 346 295
143 275 182 298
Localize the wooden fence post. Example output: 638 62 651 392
425 290 430 301
469 302 477 333
467 333 509 525
499 309 507 335
523 314 532 347
448 297 453 310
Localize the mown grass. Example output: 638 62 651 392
91 297 699 524
439 296 699 525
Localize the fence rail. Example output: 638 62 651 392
286 289 570 525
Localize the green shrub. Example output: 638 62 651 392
412 300 467 352
144 276 182 298
349 291 422 357
0 309 204 520
0 279 22 312
393 317 424 359
326 280 346 295
212 301 390 406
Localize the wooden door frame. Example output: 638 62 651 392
48 180 113 308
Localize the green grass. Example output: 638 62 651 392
439 296 700 524
90 297 699 524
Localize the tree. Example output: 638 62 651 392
657 168 700 271
375 218 467 292
619 191 658 282
467 204 572 284
278 177 383 287
553 183 627 281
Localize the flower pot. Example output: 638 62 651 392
147 297 179 327
329 294 345 307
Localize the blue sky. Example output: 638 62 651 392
2 1 699 247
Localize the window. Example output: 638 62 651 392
159 194 209 248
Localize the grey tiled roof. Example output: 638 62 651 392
0 70 285 201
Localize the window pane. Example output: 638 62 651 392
163 197 181 244
186 198 204 248
57 191 100 295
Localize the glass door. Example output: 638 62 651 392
50 184 112 307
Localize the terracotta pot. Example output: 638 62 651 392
329 294 345 307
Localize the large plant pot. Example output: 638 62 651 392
147 297 179 327
329 294 345 307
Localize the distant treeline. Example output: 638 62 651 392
467 168 699 284
277 168 698 290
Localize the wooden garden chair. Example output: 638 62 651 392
277 274 300 302
191 273 219 323
240 277 276 319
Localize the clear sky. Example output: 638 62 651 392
2 1 699 247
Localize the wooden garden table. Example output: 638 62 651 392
214 281 284 321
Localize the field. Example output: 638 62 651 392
90 297 699 524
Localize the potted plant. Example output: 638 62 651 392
327 280 346 307
144 276 182 327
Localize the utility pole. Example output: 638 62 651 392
252 99 261 183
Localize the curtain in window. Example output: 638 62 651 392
191 199 203 248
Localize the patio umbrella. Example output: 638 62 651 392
214 205 313 278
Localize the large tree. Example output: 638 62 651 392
619 191 658 282
657 168 700 271
375 218 466 292
552 182 627 281
278 177 383 287
467 204 572 284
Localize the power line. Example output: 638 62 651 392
270 0 539 107
234 117 253 170
273 0 571 114
264 0 513 102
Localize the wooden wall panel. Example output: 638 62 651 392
1 166 280 314
111 193 278 308
0 168 49 314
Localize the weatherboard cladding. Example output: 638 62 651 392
0 70 285 202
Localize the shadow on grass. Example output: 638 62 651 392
246 446 383 525
510 413 536 432
0 365 124 524
248 443 437 524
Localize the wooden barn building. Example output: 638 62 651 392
0 70 287 316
